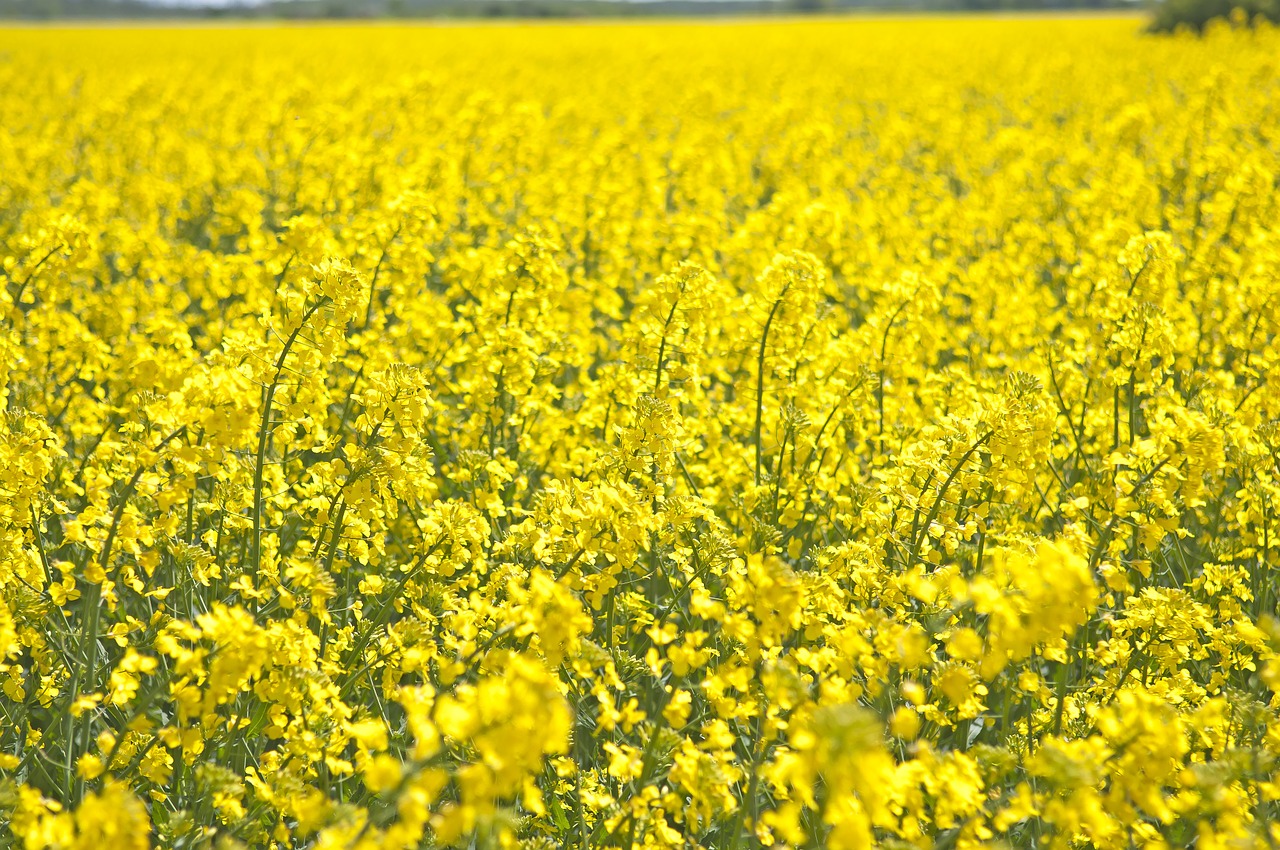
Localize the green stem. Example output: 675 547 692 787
251 298 329 574
755 295 786 487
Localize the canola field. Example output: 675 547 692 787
2 16 1280 850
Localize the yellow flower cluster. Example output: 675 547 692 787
2 15 1280 850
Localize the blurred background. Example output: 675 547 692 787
0 0 1270 92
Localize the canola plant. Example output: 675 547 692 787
2 15 1280 850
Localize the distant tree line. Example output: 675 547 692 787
0 0 1142 19
2 0 1271 34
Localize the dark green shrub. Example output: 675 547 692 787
1149 0 1279 32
